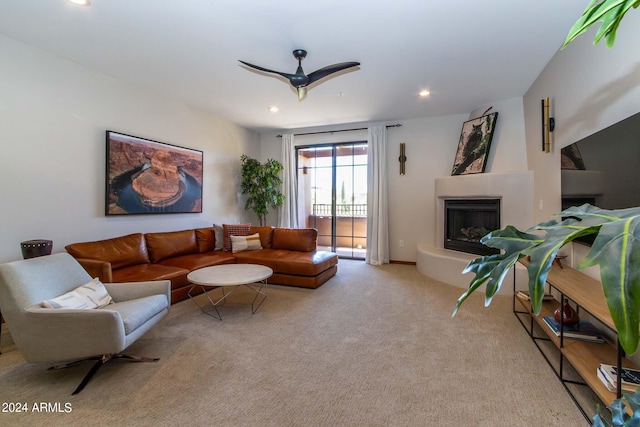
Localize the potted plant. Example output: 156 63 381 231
239 154 284 226
452 204 640 355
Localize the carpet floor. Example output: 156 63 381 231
0 260 593 426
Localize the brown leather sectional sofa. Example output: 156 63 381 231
65 226 338 304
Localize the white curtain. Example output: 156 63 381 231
278 133 299 228
366 126 389 265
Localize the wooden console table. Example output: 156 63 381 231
513 258 637 422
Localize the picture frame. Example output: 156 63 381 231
451 112 498 176
105 131 203 215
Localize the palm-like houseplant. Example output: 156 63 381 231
563 0 640 48
239 154 284 226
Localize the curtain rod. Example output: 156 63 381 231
276 124 401 138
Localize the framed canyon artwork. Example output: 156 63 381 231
451 112 498 176
105 131 203 215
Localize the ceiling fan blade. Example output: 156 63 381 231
306 62 360 85
238 60 295 80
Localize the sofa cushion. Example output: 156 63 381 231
145 229 198 263
111 263 188 284
232 249 337 277
102 294 167 335
231 233 262 253
66 233 149 269
195 227 216 253
272 228 317 252
157 251 235 271
223 223 251 251
250 226 274 249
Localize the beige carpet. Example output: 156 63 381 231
0 260 592 426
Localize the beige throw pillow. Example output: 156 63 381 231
230 233 263 253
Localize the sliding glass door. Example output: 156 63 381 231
297 142 367 259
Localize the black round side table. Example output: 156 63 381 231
20 239 53 259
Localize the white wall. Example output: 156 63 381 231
260 96 528 262
0 35 260 263
524 15 640 225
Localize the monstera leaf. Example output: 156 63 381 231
454 204 640 355
563 0 640 48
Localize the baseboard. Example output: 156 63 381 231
390 260 416 265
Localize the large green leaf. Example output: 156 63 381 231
563 0 640 48
453 226 542 316
578 213 640 355
454 204 640 355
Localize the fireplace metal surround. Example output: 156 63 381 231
444 199 500 256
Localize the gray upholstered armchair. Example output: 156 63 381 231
0 253 170 394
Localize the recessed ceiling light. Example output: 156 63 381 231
419 90 431 97
68 0 91 5
268 106 279 113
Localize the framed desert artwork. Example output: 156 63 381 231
105 131 203 215
451 112 498 175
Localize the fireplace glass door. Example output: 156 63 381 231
444 199 500 255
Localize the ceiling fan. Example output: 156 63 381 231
239 49 360 101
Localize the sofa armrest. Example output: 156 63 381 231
75 258 113 283
104 280 171 306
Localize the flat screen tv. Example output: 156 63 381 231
561 112 640 244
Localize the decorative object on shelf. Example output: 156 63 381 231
239 49 360 101
554 299 580 326
240 154 284 226
20 239 53 259
540 97 555 153
451 112 498 176
453 203 640 356
105 131 203 215
563 0 640 49
399 143 407 175
554 254 567 269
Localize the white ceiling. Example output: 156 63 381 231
0 0 588 133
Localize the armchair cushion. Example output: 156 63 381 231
102 294 168 334
41 277 113 309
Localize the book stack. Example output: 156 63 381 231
597 364 640 393
516 290 554 301
542 316 605 343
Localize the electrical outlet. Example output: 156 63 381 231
399 240 405 248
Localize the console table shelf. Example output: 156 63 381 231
514 259 637 422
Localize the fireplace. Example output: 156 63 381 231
444 199 500 256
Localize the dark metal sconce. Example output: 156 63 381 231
399 143 407 175
541 97 555 153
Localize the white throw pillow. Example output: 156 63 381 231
41 277 113 309
230 233 262 253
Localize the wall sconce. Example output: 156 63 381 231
399 143 407 175
541 97 555 153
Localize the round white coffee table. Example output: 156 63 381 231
187 264 273 320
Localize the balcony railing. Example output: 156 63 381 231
312 204 367 217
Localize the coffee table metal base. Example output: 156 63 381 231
187 281 268 321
